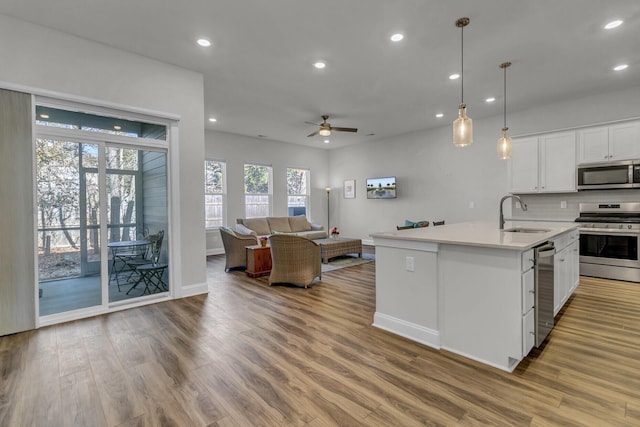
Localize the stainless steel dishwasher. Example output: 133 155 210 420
534 242 555 347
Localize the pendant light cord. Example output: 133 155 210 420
461 24 464 105
503 65 507 129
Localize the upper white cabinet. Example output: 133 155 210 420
578 121 640 164
509 131 577 193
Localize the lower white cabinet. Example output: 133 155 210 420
522 309 535 356
553 230 580 316
521 267 535 355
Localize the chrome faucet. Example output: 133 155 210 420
499 195 528 229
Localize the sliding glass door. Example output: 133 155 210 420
36 104 169 319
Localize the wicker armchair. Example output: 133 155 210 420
268 234 321 288
220 226 258 272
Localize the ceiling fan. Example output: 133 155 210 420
306 115 358 137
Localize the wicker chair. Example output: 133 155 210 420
220 226 258 272
268 234 321 288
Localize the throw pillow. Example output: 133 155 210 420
267 217 292 232
289 215 312 232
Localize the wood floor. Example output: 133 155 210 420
1 254 640 426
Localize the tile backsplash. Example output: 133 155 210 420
510 189 640 221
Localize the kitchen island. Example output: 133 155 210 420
370 221 579 372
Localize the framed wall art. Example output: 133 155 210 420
344 179 355 199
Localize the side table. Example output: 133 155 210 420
246 245 272 278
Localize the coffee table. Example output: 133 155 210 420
316 237 362 264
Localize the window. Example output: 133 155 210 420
287 168 310 217
244 164 272 218
205 160 226 228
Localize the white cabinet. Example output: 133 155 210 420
509 132 576 193
521 267 535 356
578 121 640 164
553 230 580 316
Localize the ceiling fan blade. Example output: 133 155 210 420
304 121 320 126
307 130 319 137
330 126 358 133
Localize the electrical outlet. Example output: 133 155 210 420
405 256 415 272
560 201 567 209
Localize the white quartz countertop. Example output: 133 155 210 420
370 221 579 250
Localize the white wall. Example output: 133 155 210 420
0 14 206 297
205 130 330 253
329 84 640 242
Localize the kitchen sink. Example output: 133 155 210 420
503 227 551 233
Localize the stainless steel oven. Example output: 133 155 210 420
576 202 640 282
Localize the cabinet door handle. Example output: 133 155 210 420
529 290 535 294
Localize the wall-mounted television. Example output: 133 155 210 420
366 176 397 199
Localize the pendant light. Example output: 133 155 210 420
453 17 472 147
497 61 512 159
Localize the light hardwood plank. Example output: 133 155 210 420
1 252 640 426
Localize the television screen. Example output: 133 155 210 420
366 176 397 199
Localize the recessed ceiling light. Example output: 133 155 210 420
197 38 211 47
113 125 122 130
314 61 326 69
604 20 623 30
613 64 629 71
208 117 217 122
390 33 404 42
323 139 330 144
435 113 444 118
449 73 460 80
39 113 49 119
485 97 496 103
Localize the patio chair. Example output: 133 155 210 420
219 226 258 272
268 234 321 288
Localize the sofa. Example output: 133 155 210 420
236 216 327 240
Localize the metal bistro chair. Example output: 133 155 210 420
127 231 168 295
110 227 149 290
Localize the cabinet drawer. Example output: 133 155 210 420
522 269 535 314
522 309 535 356
521 249 534 273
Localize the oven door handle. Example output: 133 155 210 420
579 229 640 236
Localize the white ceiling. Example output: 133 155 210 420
1 0 639 149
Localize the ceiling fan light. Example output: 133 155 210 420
497 128 512 160
453 104 472 147
319 128 331 136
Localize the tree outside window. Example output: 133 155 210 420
244 164 272 218
287 168 309 217
205 160 225 228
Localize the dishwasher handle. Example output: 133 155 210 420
537 246 555 258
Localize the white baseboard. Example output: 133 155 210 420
179 282 209 298
372 312 440 349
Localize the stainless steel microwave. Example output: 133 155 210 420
577 160 640 190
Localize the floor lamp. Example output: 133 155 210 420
325 187 331 232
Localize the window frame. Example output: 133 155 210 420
244 163 273 218
204 159 226 229
286 167 310 218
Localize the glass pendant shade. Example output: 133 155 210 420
318 128 331 136
453 104 473 147
497 128 512 159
